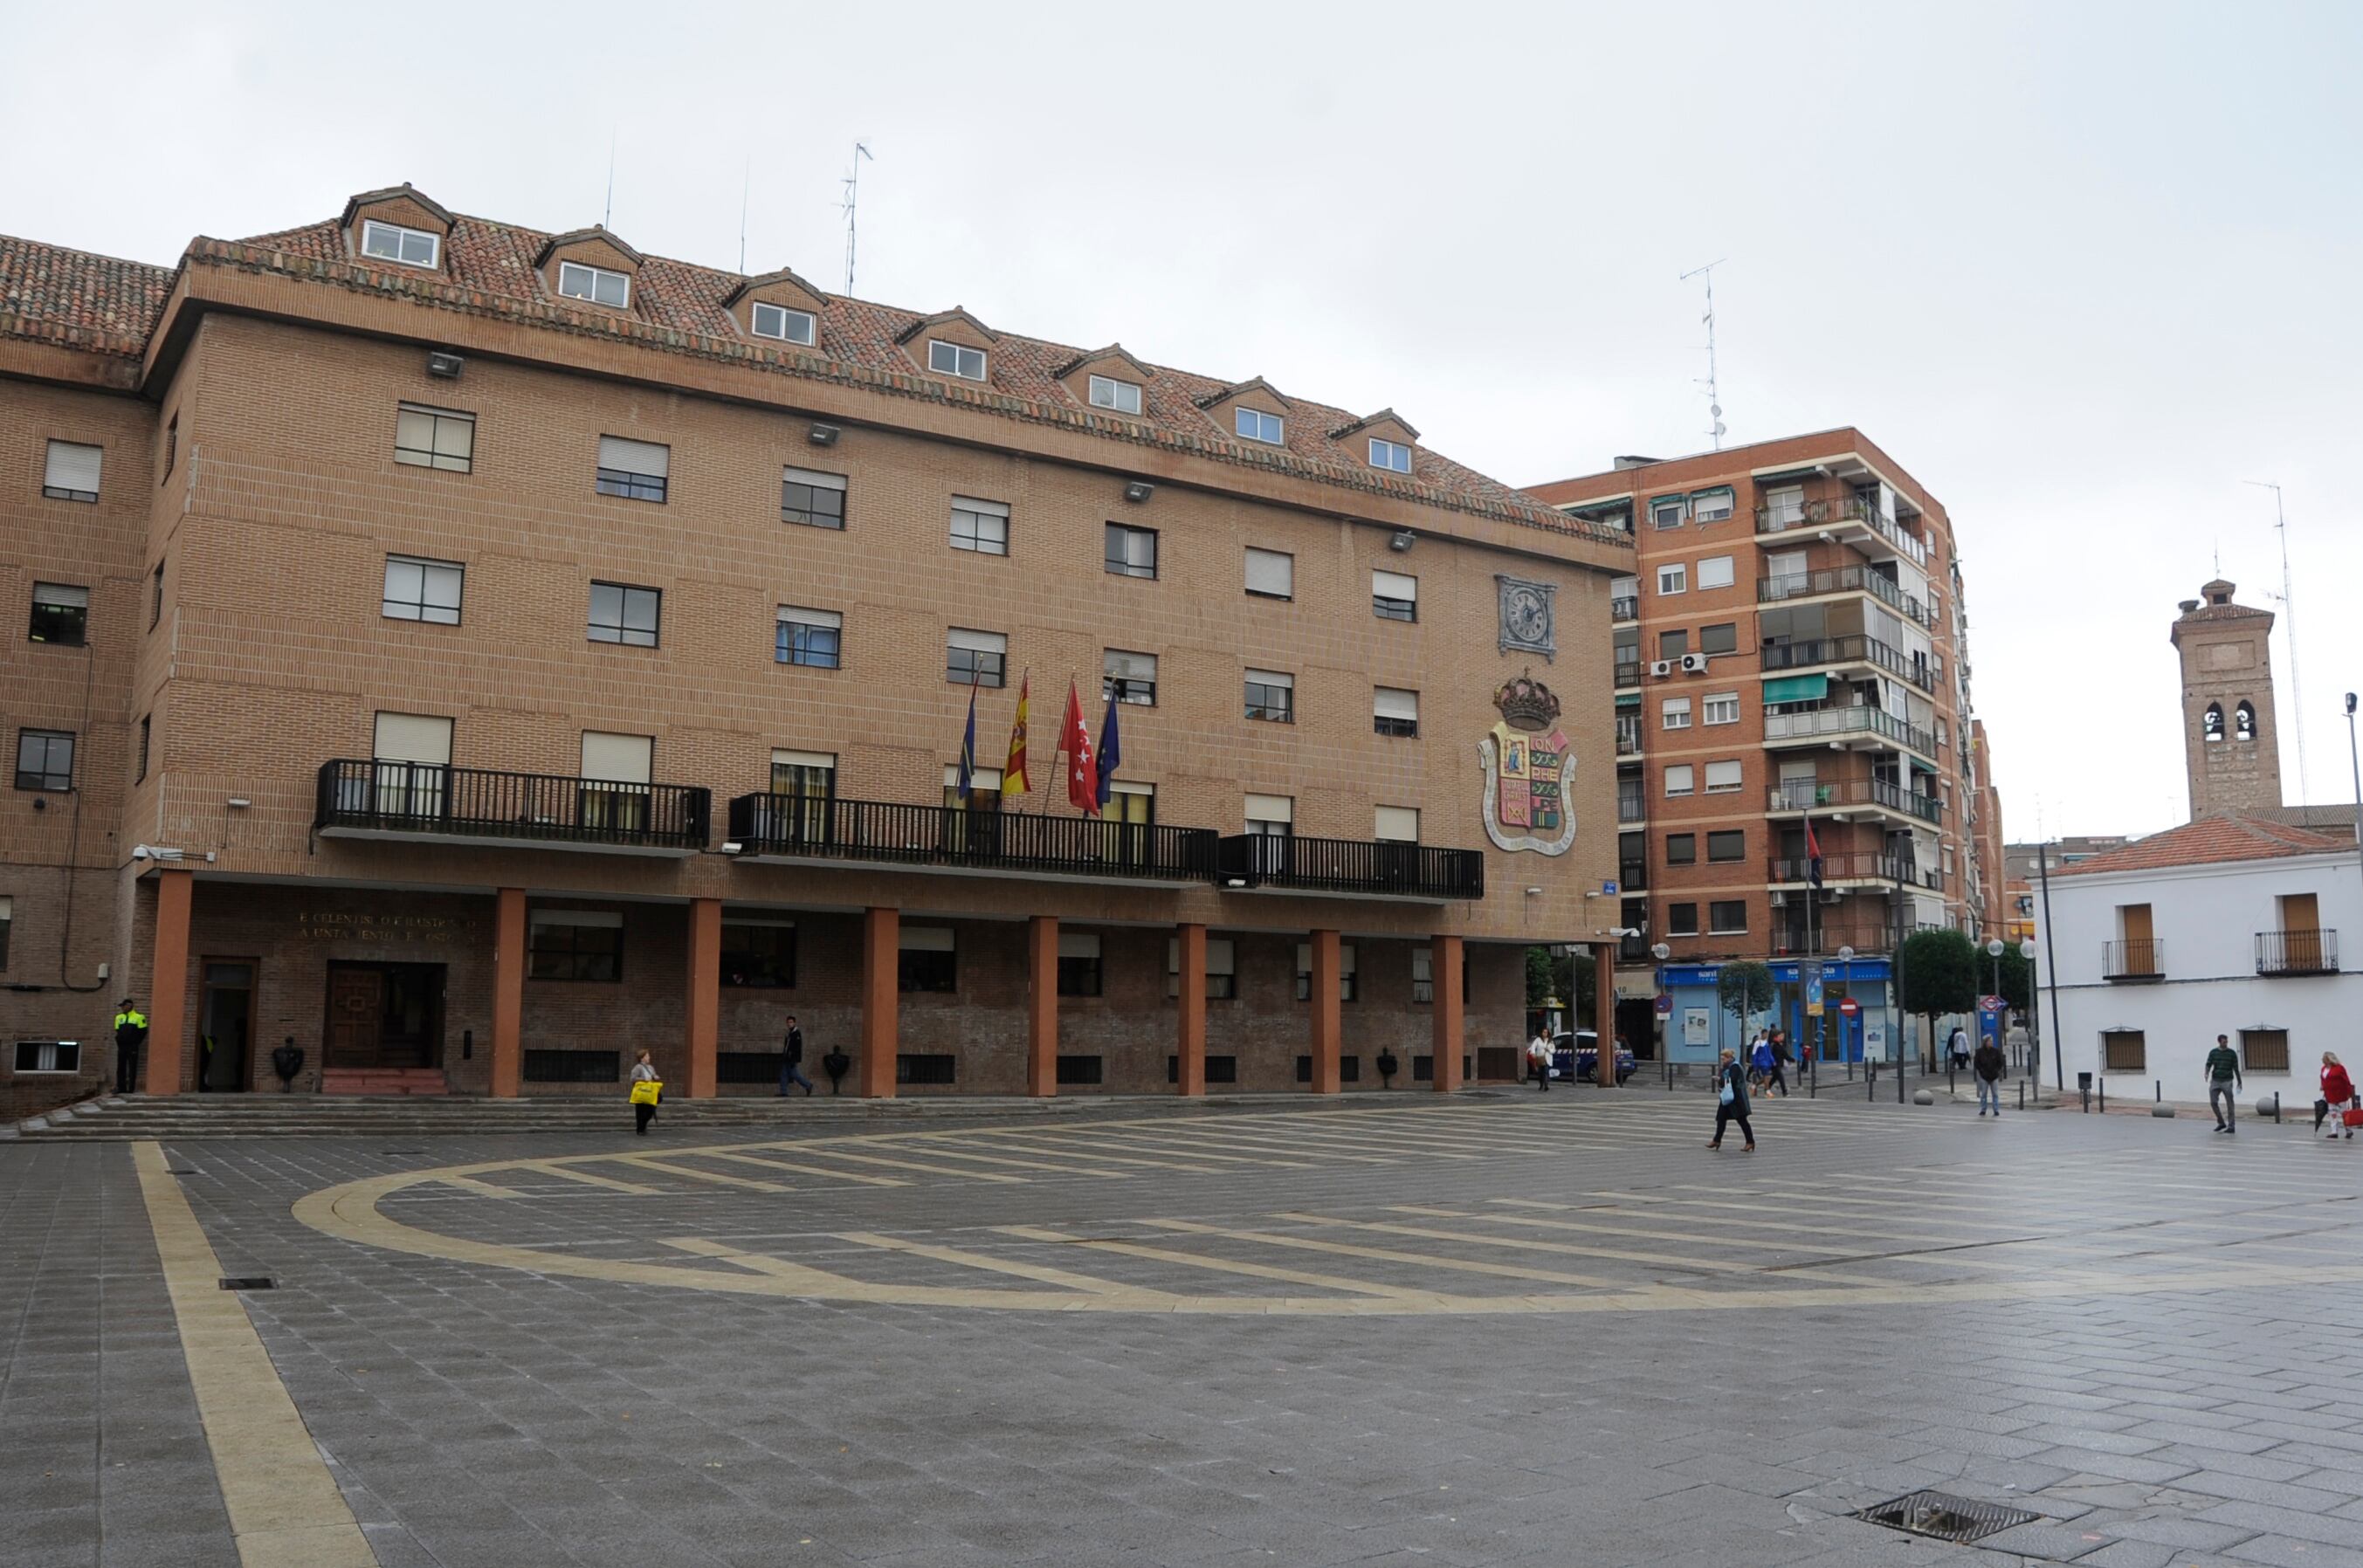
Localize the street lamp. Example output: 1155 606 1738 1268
2019 937 2040 1082
1650 942 1671 1063
2346 694 2362 883
1984 937 2006 1072
1836 945 1855 1069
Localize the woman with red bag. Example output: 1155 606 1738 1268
2317 1052 2357 1140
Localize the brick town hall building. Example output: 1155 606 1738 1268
0 184 1631 1112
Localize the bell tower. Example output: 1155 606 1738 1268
2170 579 2282 816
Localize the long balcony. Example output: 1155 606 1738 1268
2256 928 2339 975
1767 778 1942 825
1772 920 1899 957
1763 705 1939 759
1768 854 1944 891
1216 834 1484 902
1758 563 1937 628
2103 939 2165 981
1761 634 1933 693
727 793 1217 885
315 760 712 856
1754 494 1930 566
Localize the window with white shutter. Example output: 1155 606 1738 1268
42 441 101 502
595 436 669 502
1374 686 1419 738
1245 547 1294 599
1372 568 1417 622
1374 806 1420 842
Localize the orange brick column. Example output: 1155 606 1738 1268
491 888 526 1097
858 906 899 1098
685 897 721 1099
1430 935 1464 1093
1027 915 1057 1097
141 869 194 1096
1175 923 1207 1096
1308 928 1342 1094
1595 940 1618 1089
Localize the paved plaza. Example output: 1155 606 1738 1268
6 1089 2363 1567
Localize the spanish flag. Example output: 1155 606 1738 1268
1004 671 1031 795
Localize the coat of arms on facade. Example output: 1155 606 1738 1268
1479 672 1575 856
1496 574 1556 661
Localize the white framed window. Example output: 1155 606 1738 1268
1236 407 1284 444
1104 649 1158 706
557 259 630 308
1657 563 1687 595
1696 554 1735 590
1245 547 1294 600
595 436 668 502
1691 487 1735 522
1088 374 1142 415
1168 935 1237 1000
1651 496 1685 529
782 466 847 529
1705 760 1745 794
382 554 464 624
777 606 842 669
1374 686 1419 739
750 301 816 345
928 340 987 381
1374 806 1420 842
1660 697 1691 731
394 404 474 473
1664 764 1695 797
41 441 102 502
1702 691 1740 726
1295 942 1358 1002
951 496 1009 555
1766 485 1805 526
1244 670 1294 723
361 219 440 268
947 627 1008 688
1372 569 1417 623
1369 437 1412 473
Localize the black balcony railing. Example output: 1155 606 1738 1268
1768 852 1943 891
315 760 710 850
1216 834 1484 900
1617 791 1647 824
1762 705 1940 758
2103 939 2165 980
1756 563 1938 626
1616 722 1643 757
1753 495 1930 565
1613 660 1641 689
1610 595 1639 622
2256 928 2339 975
1766 778 1943 824
1760 634 1932 691
727 793 1217 881
1619 861 1648 893
1772 921 1902 957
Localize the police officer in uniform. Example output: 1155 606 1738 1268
112 997 149 1094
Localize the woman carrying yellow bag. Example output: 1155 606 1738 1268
629 1049 662 1136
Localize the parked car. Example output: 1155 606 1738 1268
1551 1030 1636 1085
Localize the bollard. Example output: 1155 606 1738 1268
2099 1077 2106 1113
2019 1080 2026 1111
2156 1079 2162 1104
2274 1091 2282 1124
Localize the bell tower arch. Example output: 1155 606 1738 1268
2171 579 2281 815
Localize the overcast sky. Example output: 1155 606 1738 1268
6 1 2355 841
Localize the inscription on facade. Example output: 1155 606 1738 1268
295 911 476 944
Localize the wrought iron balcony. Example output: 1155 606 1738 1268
2256 928 2339 975
1753 494 1929 565
1610 595 1639 622
1772 920 1899 957
1761 634 1932 691
315 760 711 856
1617 790 1647 824
1767 778 1942 824
1613 660 1642 690
1762 705 1939 759
2103 939 2165 981
1757 563 1937 626
1619 860 1648 893
1616 720 1643 758
1215 834 1484 901
727 793 1217 884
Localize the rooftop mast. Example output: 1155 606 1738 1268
1679 259 1727 450
841 141 874 297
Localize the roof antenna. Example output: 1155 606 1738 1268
738 158 751 274
1679 259 1727 450
2245 479 2307 804
841 141 874 298
603 127 617 230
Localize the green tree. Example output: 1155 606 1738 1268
1525 946 1596 1016
1898 929 1979 1058
1717 960 1775 1029
1994 945 2033 1014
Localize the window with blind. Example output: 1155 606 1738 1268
1245 547 1293 600
2240 1028 2290 1073
1169 936 1238 1000
1705 760 1744 794
28 582 87 646
947 628 1007 688
594 435 668 501
2102 1031 2146 1071
1372 568 1417 622
782 467 846 529
1374 806 1420 842
42 440 101 502
1245 670 1293 723
382 555 464 624
1104 649 1157 706
1295 943 1359 1001
951 496 1009 554
898 926 958 992
579 732 651 832
776 606 842 669
1374 686 1419 738
394 404 474 472
1057 932 1104 997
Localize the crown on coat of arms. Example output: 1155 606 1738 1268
1492 671 1561 732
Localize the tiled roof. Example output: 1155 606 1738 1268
2054 812 2350 877
0 233 175 358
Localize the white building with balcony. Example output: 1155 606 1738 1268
2039 813 2362 1100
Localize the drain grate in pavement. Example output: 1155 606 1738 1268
1854 1490 2037 1544
217 1277 277 1291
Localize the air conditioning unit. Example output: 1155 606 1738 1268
1768 891 1788 908
1821 888 1844 904
1649 659 1674 677
1680 652 1709 673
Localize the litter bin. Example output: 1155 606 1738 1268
2077 1070 2092 1112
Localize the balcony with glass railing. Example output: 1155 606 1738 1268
1753 494 1929 566
1757 563 1936 627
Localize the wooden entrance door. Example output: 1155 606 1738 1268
325 966 385 1068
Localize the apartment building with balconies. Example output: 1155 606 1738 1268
0 183 1630 1113
1529 430 2001 1063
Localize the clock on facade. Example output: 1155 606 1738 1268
1495 574 1557 661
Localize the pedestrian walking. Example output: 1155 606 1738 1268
111 997 148 1095
629 1049 662 1135
2316 1052 2358 1139
1763 1032 1789 1097
1946 1023 1970 1074
1707 1048 1754 1152
1973 1035 2005 1116
1750 1033 1778 1096
1526 1028 1553 1091
777 1015 814 1097
2205 1034 2242 1135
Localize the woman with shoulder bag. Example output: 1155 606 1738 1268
2318 1052 2357 1140
1708 1047 1754 1152
629 1049 662 1136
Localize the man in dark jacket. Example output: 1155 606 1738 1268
777 1015 814 1097
1973 1037 2005 1116
112 998 148 1095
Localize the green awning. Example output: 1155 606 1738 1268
1616 692 1641 710
1763 673 1829 703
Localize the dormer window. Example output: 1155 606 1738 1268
1369 437 1412 473
558 261 630 308
1088 375 1142 415
928 340 987 381
751 302 816 345
361 219 440 269
1236 408 1284 444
